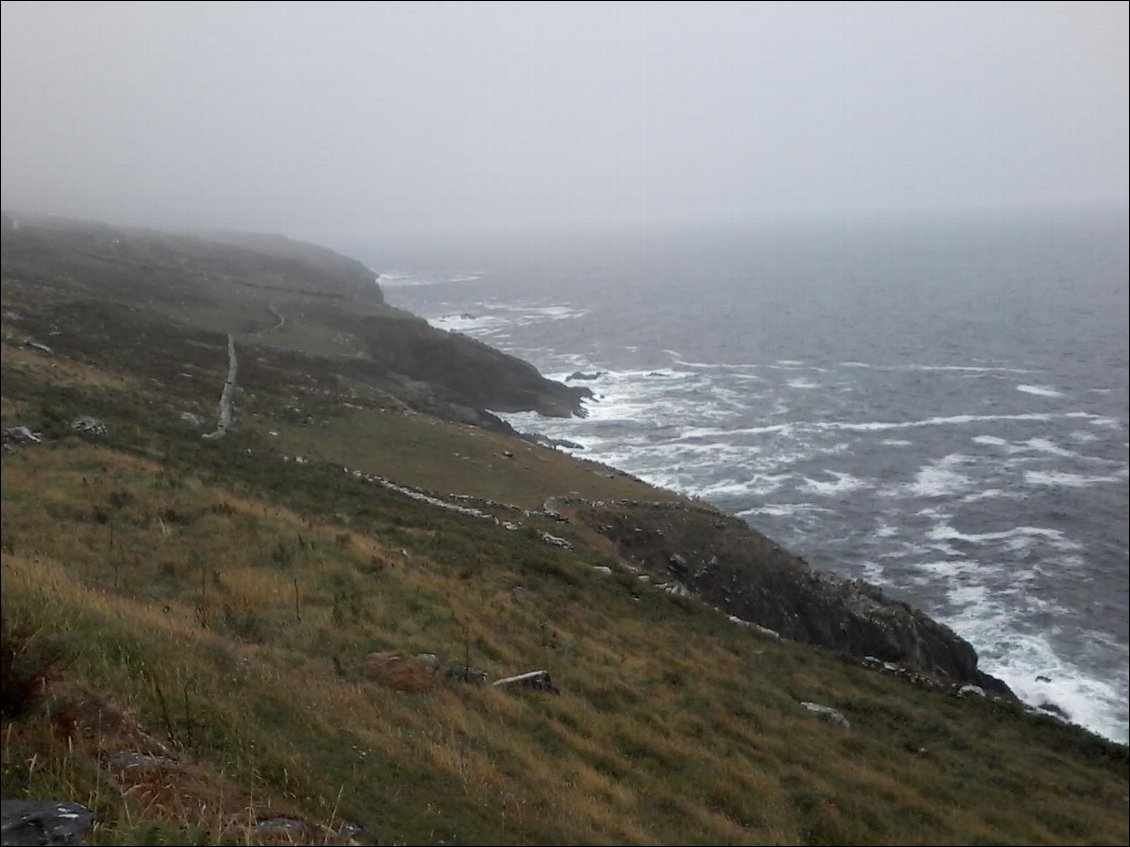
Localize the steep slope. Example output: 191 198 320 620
0 212 589 425
1 217 1126 846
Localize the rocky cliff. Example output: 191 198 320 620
564 499 1013 696
0 212 588 422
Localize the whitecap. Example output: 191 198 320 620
1068 430 1100 443
786 378 820 390
737 502 834 519
378 270 484 288
799 471 867 496
972 435 1010 448
907 455 974 497
1016 384 1063 397
1024 469 1130 487
906 364 1039 374
880 439 913 447
926 523 1081 552
958 621 1130 745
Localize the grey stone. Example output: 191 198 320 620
1 799 94 846
800 701 851 728
492 670 560 694
69 417 107 436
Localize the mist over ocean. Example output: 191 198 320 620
380 209 1130 743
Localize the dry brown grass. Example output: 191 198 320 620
1 423 1126 846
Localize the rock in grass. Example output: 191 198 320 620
0 799 94 846
69 417 107 436
2 427 43 445
799 701 851 728
493 670 560 694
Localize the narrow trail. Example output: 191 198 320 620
203 334 238 440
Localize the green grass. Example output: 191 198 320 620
2 224 1127 845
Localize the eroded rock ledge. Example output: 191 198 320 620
560 498 1014 698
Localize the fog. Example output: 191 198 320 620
2 2 1127 254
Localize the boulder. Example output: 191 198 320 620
492 670 560 694
69 417 107 436
800 701 851 728
0 799 94 846
2 427 43 445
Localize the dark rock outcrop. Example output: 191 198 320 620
353 311 590 418
569 501 1014 697
0 799 94 846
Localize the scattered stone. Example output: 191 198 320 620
492 670 560 694
437 664 488 683
957 684 986 698
590 565 613 576
1035 674 1052 683
179 411 203 428
0 799 94 846
538 531 572 549
566 371 604 381
19 337 54 355
726 615 780 638
800 701 851 728
104 751 177 769
2 426 43 445
69 416 107 436
253 816 305 834
512 586 537 601
663 581 690 597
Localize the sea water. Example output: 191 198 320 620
377 208 1129 743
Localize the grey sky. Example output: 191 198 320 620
2 1 1127 247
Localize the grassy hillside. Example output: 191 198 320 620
2 218 1127 845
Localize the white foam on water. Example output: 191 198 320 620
906 364 1040 374
1021 438 1078 458
1068 429 1100 443
786 377 820 389
880 439 913 447
429 313 510 334
959 488 1015 503
927 523 1081 552
874 521 898 538
906 454 975 497
1087 416 1123 428
738 502 835 519
799 471 867 496
776 359 806 366
674 412 1107 440
377 270 484 287
840 361 872 368
1016 384 1064 397
954 614 1130 745
1024 469 1130 487
972 434 1010 448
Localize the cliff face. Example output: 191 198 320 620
0 213 587 421
353 312 591 418
566 500 1013 696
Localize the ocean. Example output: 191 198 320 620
375 208 1129 744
